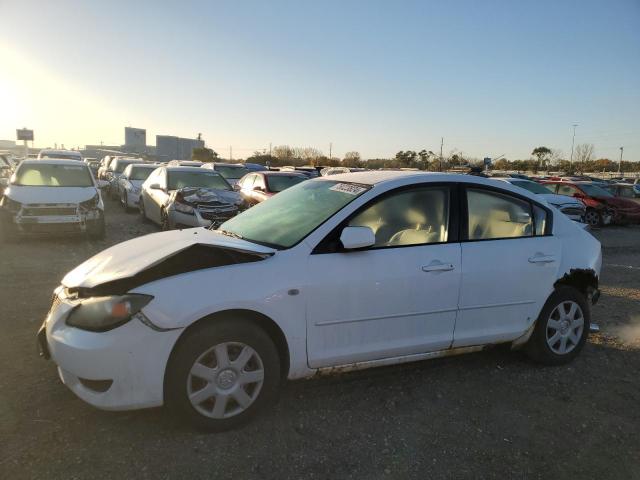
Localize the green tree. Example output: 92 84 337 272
192 147 218 162
531 146 552 169
342 151 361 167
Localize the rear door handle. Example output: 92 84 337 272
421 262 455 272
528 254 556 264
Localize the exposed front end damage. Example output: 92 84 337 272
1 198 102 235
167 187 245 229
67 243 272 297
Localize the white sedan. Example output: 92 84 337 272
38 171 602 430
117 163 158 210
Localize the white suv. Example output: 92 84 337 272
38 172 601 430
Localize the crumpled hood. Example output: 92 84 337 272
62 228 275 289
6 185 97 205
178 187 243 206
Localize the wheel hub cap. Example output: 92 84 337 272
217 369 237 389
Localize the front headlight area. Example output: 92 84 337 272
0 195 22 213
66 294 153 332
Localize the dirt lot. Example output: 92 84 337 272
1 199 639 479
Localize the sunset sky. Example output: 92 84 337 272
1 0 639 161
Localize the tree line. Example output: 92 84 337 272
193 143 640 174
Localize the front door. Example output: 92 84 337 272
306 185 461 368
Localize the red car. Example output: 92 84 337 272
541 181 640 226
236 171 308 205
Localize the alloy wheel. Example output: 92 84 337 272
546 301 584 355
187 342 265 419
584 210 601 226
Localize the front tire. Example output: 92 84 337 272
165 319 281 431
525 286 590 365
87 211 106 240
584 209 602 227
139 198 149 223
160 208 171 231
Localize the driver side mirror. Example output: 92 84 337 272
149 183 163 191
573 192 585 199
340 226 375 250
253 185 264 192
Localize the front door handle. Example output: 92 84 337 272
421 262 455 272
528 254 556 264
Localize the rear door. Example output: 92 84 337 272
454 185 560 347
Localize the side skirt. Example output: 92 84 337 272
314 345 488 376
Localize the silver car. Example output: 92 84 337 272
139 166 245 230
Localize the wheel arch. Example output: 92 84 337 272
553 268 598 299
164 309 291 389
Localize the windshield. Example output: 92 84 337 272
580 183 613 198
219 180 371 249
115 161 138 173
130 166 156 181
266 175 306 193
13 163 93 187
511 180 554 195
168 171 231 190
215 165 250 180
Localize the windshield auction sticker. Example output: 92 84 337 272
329 183 367 195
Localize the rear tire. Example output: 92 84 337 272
165 319 281 431
525 286 590 365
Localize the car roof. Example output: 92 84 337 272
316 171 545 200
165 166 221 173
259 171 307 176
39 149 81 155
20 159 89 167
213 162 246 167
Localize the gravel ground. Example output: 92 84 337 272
1 199 639 479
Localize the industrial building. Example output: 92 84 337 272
156 135 204 161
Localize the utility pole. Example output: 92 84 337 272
229 146 232 162
619 146 624 173
329 142 332 160
440 137 444 171
570 124 578 164
269 142 272 157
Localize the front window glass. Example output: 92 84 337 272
215 165 250 180
14 163 93 187
130 166 157 181
114 161 138 174
168 171 231 190
579 183 613 197
219 180 370 249
467 188 533 240
348 186 449 247
511 180 554 194
557 184 578 196
266 175 306 193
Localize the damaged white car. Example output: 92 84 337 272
139 166 245 230
38 172 601 430
1 159 105 241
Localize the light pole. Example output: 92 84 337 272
619 146 624 173
570 124 578 164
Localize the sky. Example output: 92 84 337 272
1 0 639 161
